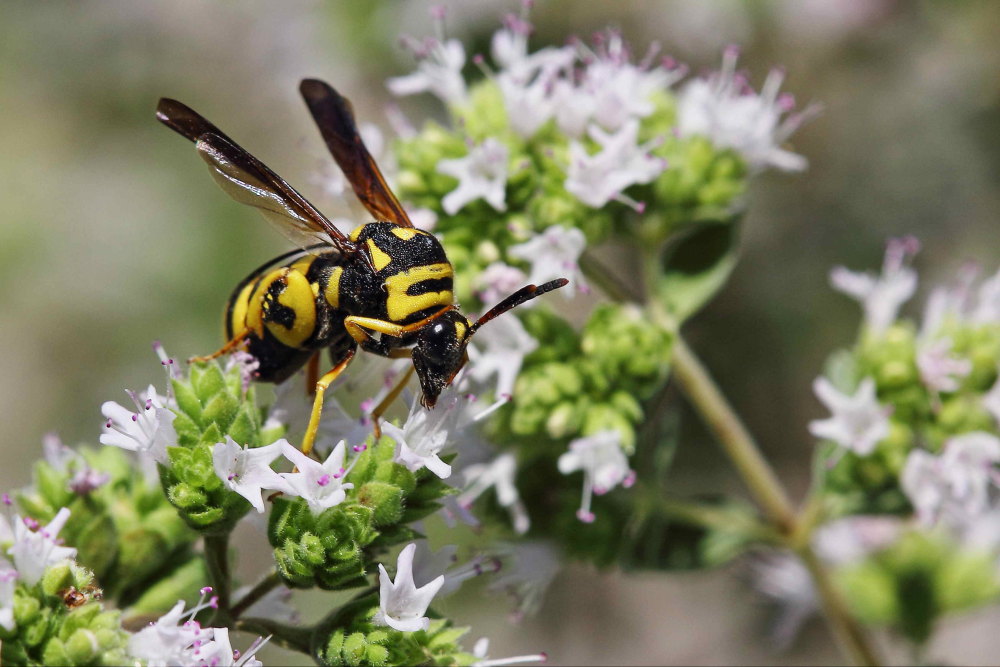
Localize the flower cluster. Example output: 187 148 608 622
811 239 1000 516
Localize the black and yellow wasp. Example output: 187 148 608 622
156 80 566 454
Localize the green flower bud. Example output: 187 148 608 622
357 482 404 527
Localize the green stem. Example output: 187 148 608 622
668 333 880 666
203 532 233 625
580 251 881 665
799 545 881 667
231 570 282 620
669 336 797 533
237 616 314 655
638 488 781 544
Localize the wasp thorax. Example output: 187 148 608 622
412 310 472 408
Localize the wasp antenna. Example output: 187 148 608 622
468 278 569 336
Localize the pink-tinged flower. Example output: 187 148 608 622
475 262 528 307
100 384 177 464
374 543 445 632
0 568 17 632
437 138 509 215
278 441 355 515
488 541 560 622
808 377 890 456
8 508 76 586
676 45 816 172
383 379 507 479
466 314 537 399
829 236 920 335
916 337 972 394
902 432 1000 526
388 35 467 105
212 437 290 513
458 453 530 534
564 119 666 210
196 628 270 667
557 430 635 523
508 225 588 299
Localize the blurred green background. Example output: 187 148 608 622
2 1 1000 664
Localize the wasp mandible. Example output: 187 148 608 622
156 80 566 455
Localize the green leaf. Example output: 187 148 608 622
657 220 740 323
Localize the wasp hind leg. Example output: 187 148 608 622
301 348 356 456
188 329 249 363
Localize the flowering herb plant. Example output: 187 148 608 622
4 4 998 667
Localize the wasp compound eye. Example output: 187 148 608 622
413 313 470 408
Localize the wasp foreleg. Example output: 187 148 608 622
301 348 356 456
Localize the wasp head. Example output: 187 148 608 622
412 310 472 408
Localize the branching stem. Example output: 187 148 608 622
231 570 282 620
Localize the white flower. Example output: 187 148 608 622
458 453 530 534
475 262 528 307
128 599 211 667
564 119 666 210
0 568 17 632
9 508 77 586
575 31 681 134
676 45 815 172
100 384 177 464
808 377 890 456
212 437 289 513
508 225 588 299
488 541 560 621
916 337 971 394
557 430 635 523
196 628 269 667
383 380 506 479
278 441 355 515
388 37 467 106
972 268 1000 324
902 432 1000 526
829 236 920 336
471 636 548 667
466 314 538 399
437 138 509 215
410 542 501 598
374 543 445 632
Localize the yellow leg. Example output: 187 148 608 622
188 329 249 363
370 365 415 440
344 307 453 346
301 349 356 456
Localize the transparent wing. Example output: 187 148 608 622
156 97 356 254
299 79 414 228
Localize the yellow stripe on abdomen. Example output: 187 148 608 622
384 263 454 321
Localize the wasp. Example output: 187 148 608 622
156 80 566 454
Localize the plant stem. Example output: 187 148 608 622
237 616 313 655
670 337 797 533
231 570 282 620
670 333 880 666
799 545 881 667
203 532 233 625
639 488 781 544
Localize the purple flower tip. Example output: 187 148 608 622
209 595 219 609
317 474 331 487
23 517 39 530
473 53 485 65
131 414 138 422
2 493 11 506
540 652 549 662
576 509 596 524
200 586 213 595
227 473 237 481
105 419 112 428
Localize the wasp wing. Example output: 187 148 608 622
156 98 356 254
299 79 414 228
